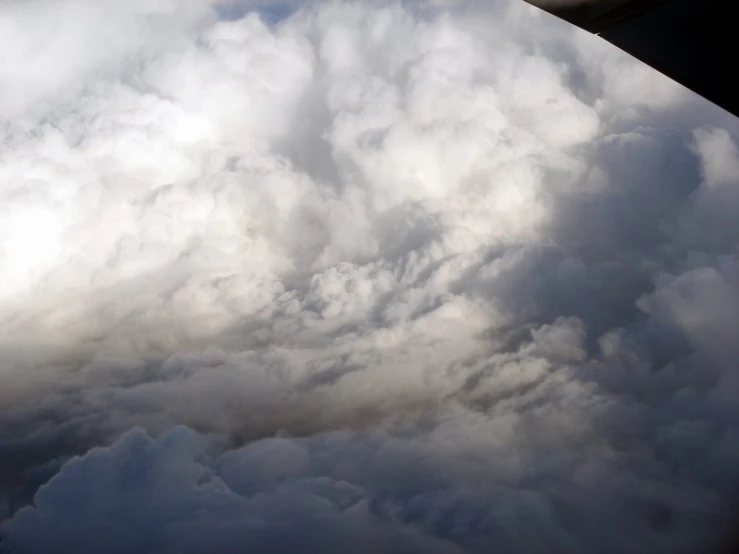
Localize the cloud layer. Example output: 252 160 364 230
1 0 738 552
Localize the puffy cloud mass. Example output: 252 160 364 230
1 0 739 552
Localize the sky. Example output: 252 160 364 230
0 0 738 552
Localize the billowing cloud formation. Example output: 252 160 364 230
1 0 739 552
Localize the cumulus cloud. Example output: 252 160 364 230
1 0 738 552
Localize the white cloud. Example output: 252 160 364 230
0 0 738 552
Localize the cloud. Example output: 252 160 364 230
1 0 738 552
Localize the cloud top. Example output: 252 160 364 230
0 0 738 553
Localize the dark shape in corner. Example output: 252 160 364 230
524 0 738 119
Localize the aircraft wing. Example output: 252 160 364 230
524 0 737 118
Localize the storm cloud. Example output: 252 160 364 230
1 0 738 552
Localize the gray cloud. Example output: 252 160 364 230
1 0 738 552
